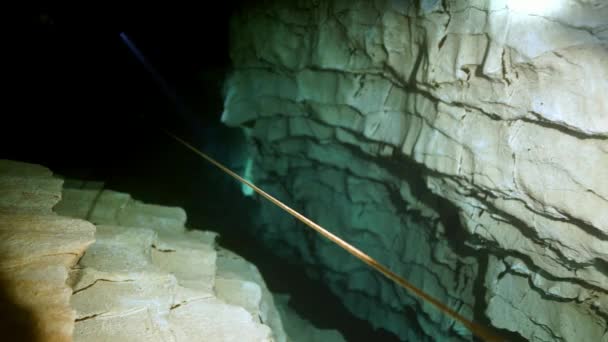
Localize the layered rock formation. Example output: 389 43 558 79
222 1 608 341
55 184 280 341
0 158 345 341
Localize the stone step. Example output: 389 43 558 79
74 306 172 342
0 159 63 213
168 296 273 342
215 247 288 342
52 188 100 220
71 269 178 323
6 164 344 342
0 213 95 269
67 211 274 341
70 224 275 341
0 159 54 178
61 179 105 190
77 225 159 274
55 188 187 234
151 229 217 294
214 277 263 319
0 161 289 342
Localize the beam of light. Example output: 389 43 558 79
119 32 177 104
119 32 259 198
119 31 207 151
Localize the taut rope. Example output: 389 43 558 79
162 129 506 342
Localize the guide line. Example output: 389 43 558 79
161 128 507 342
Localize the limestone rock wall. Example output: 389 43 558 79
222 1 608 341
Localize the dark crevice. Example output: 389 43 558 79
541 210 608 242
472 256 527 342
151 244 176 253
73 279 135 295
75 313 103 322
480 200 608 282
489 238 608 295
518 271 583 304
441 0 452 30
438 35 447 50
524 112 608 140
501 48 511 85
407 38 427 86
594 258 608 278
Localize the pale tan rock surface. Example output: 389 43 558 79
223 1 608 340
0 159 63 212
0 160 345 342
57 182 344 341
0 159 95 342
0 161 344 342
56 185 279 341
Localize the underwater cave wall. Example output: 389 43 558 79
222 0 608 340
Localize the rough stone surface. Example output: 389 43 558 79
0 159 346 342
57 185 278 341
57 182 344 341
214 247 347 342
0 160 63 212
215 247 288 342
223 1 608 341
0 159 95 342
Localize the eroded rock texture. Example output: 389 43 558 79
0 157 345 342
56 183 281 341
56 180 345 342
222 1 608 340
